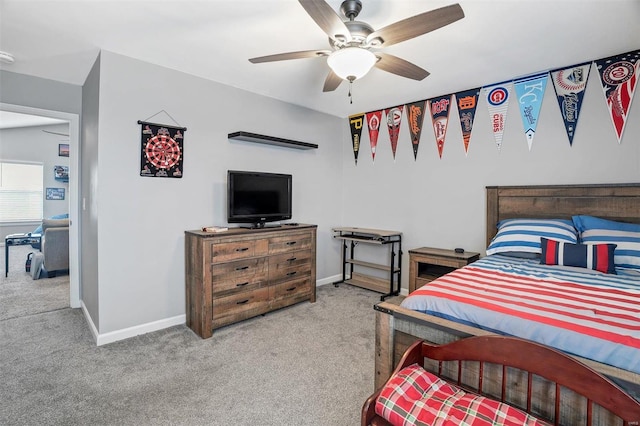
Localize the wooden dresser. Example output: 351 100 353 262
185 224 317 338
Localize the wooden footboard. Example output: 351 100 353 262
364 335 640 426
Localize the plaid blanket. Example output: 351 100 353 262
375 364 549 426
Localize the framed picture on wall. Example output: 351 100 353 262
58 143 69 157
54 165 69 182
46 188 65 200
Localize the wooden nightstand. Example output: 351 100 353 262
408 247 480 293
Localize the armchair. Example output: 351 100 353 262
41 218 69 277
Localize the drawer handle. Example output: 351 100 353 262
235 247 249 252
236 299 249 305
286 271 297 277
286 287 296 292
286 241 297 246
235 266 249 271
287 257 297 262
236 282 249 287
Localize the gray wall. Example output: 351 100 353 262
80 54 101 329
340 72 640 290
94 51 343 334
0 123 71 239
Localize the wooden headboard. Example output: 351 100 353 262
486 183 640 247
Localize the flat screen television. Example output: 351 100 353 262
227 170 292 228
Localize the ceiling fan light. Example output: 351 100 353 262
327 47 376 81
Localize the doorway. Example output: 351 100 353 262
1 102 80 308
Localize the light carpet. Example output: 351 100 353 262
0 281 381 425
0 244 69 321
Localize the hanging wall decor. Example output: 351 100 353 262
550 62 591 146
385 106 404 160
138 118 186 178
405 101 426 161
428 95 453 159
514 72 548 151
454 88 480 156
366 110 382 163
594 49 640 143
483 81 513 152
348 113 364 165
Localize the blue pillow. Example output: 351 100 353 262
540 237 616 274
486 218 578 256
573 215 640 270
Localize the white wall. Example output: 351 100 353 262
93 51 344 336
0 123 70 239
340 70 640 291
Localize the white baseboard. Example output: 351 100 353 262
80 301 185 346
316 273 343 287
79 274 400 346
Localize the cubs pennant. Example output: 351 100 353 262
405 101 427 160
483 81 513 152
550 62 591 146
595 49 640 143
365 110 382 163
455 88 480 156
428 95 452 158
514 73 548 151
385 106 404 160
348 113 364 165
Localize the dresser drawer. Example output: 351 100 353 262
211 258 267 295
212 287 269 329
268 232 312 254
210 239 268 262
268 250 312 284
270 277 312 303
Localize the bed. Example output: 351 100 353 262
372 183 640 423
362 336 640 425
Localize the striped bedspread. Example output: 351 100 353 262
401 254 640 374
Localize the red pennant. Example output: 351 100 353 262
365 111 382 163
385 106 404 160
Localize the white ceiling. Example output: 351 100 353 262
1 0 639 118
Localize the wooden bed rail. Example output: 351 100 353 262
363 336 640 426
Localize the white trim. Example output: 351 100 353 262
316 274 343 287
95 314 187 346
81 300 99 343
0 103 80 309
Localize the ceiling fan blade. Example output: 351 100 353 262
249 50 331 64
298 0 351 43
366 3 464 48
374 53 430 81
323 70 343 92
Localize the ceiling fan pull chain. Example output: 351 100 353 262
348 80 353 104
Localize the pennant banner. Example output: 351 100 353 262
405 101 426 160
139 121 185 178
595 49 640 143
483 81 513 152
348 113 364 165
366 110 382 163
385 106 404 160
514 72 548 150
550 62 591 146
455 88 480 155
429 95 452 158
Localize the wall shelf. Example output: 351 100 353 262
228 131 318 150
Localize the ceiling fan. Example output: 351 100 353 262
249 0 465 93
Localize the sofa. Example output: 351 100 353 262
41 218 69 277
